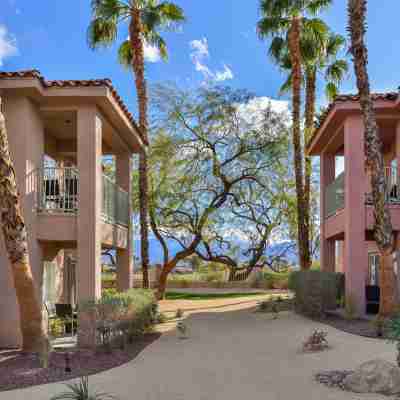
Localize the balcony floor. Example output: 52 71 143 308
36 213 129 250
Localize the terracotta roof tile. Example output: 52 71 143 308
0 70 146 145
309 92 399 149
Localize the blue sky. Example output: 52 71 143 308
1 1 399 115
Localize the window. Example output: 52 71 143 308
368 253 379 286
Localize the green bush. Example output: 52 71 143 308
288 270 342 318
202 271 225 282
258 271 290 289
81 289 156 350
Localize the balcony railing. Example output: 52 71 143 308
365 167 400 204
325 167 400 219
325 172 345 218
102 174 130 227
27 167 129 227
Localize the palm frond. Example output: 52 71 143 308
279 73 293 96
144 31 168 60
325 59 348 83
302 18 328 48
326 33 346 57
325 81 338 102
268 37 287 62
118 40 133 68
141 2 185 33
87 17 118 49
91 0 129 19
306 0 332 15
257 16 290 38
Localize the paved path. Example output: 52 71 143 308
0 306 396 400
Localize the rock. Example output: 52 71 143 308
315 370 353 390
343 359 400 395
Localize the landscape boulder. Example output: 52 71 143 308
343 359 400 395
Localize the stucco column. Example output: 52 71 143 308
77 107 102 346
320 152 335 272
0 96 45 347
344 115 368 316
116 152 134 291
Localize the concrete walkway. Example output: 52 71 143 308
0 306 396 400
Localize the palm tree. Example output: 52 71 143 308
348 0 396 316
272 28 348 267
258 0 332 270
0 99 48 352
88 0 185 288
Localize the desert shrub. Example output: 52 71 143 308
303 329 329 352
257 300 270 312
386 314 400 366
49 318 65 337
81 289 156 350
203 270 225 282
50 376 113 400
260 271 290 290
155 312 168 324
288 270 341 318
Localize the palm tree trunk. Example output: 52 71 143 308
130 13 150 289
0 102 48 352
303 68 316 270
348 0 396 316
288 16 309 270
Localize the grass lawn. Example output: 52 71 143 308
164 291 269 300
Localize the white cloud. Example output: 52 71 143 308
0 25 18 66
240 96 289 116
215 65 234 82
236 96 290 135
189 38 234 83
143 41 161 63
190 38 209 58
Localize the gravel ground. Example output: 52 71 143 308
0 307 396 400
0 333 160 392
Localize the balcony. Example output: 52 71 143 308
28 167 129 227
325 167 400 219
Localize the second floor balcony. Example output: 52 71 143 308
28 167 130 227
325 167 400 218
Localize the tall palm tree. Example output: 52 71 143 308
303 33 348 220
0 100 48 352
348 0 396 316
258 0 332 270
272 29 348 264
88 0 185 288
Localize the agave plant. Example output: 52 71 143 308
50 376 115 400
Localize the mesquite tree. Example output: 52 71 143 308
136 84 290 298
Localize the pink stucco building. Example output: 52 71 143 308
0 70 144 347
308 92 400 316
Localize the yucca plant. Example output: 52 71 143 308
50 376 115 400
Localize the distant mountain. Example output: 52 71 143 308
133 238 298 267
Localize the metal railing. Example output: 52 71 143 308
325 167 400 219
325 172 345 218
102 174 130 227
27 167 79 214
28 167 130 226
366 167 400 204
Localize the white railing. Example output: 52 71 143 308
27 167 79 214
28 167 130 226
366 166 400 204
102 174 130 227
